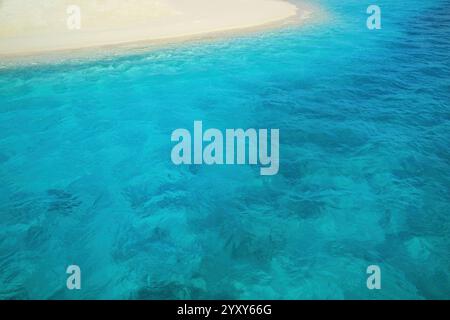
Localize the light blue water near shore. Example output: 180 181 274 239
0 0 449 299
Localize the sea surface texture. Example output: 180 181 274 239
0 0 449 299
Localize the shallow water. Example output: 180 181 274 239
0 0 449 299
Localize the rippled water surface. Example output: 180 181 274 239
0 0 449 299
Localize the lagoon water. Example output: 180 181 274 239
0 0 449 299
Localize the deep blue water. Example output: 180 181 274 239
0 0 449 299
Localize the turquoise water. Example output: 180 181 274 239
0 0 449 299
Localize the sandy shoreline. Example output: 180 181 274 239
0 0 311 57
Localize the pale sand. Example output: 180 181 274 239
0 0 306 57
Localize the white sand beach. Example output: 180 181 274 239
0 0 307 56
